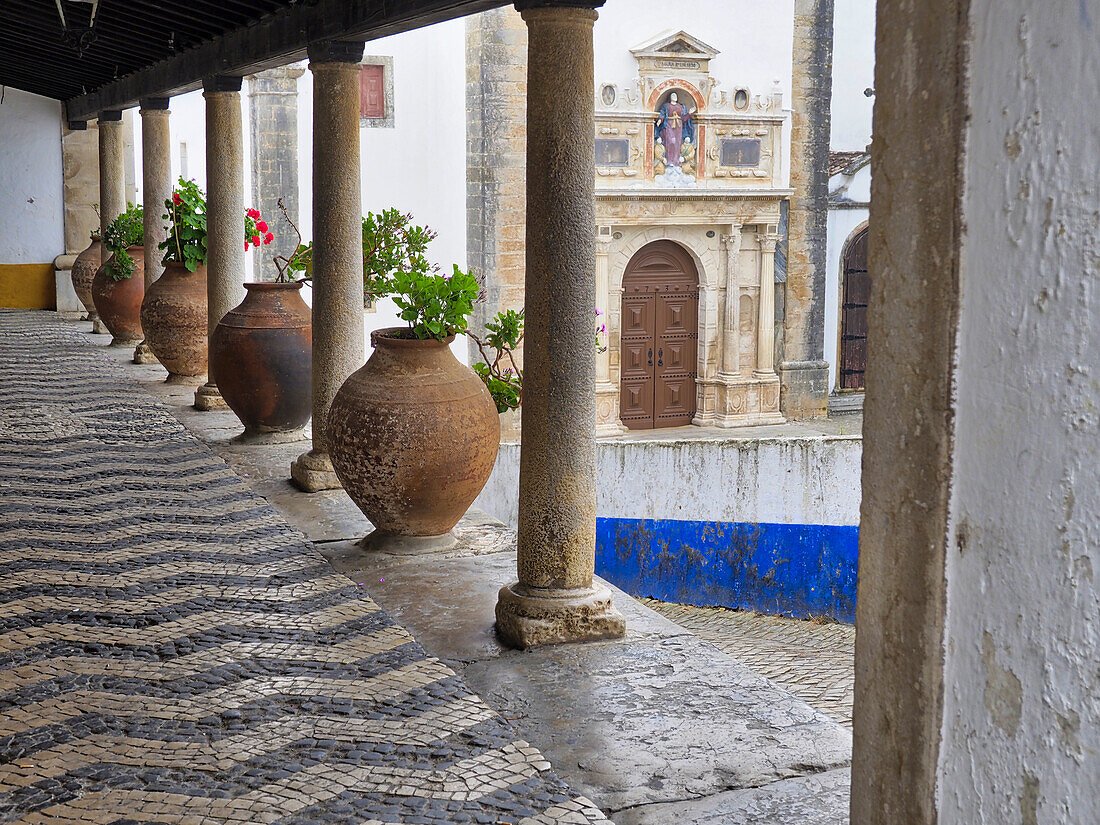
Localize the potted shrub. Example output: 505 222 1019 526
210 198 311 441
326 210 501 553
91 204 145 346
71 227 102 326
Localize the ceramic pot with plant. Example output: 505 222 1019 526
140 178 211 382
91 204 145 347
327 210 500 553
71 231 102 324
211 198 311 440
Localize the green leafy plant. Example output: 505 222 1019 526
102 203 144 281
160 178 206 272
391 265 481 340
471 309 524 413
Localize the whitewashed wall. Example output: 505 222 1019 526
475 435 863 530
829 0 875 151
938 1 1100 821
594 0 796 189
824 162 870 391
0 88 64 264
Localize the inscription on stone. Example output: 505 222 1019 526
657 59 700 69
596 138 631 167
720 138 761 167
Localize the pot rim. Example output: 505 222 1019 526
371 326 456 348
243 280 305 291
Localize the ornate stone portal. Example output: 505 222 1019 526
593 31 788 432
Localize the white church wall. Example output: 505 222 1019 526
830 0 875 151
0 87 64 265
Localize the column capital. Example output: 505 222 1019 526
202 75 243 94
98 109 123 122
758 233 780 253
720 230 742 251
139 97 170 111
307 40 366 65
515 0 604 9
67 120 88 130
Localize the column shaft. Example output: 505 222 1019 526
135 100 172 364
94 111 126 333
756 234 778 376
195 78 245 410
290 42 365 492
496 3 624 649
720 227 742 376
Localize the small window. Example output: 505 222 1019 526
733 88 750 110
359 57 395 128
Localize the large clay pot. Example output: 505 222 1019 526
70 239 102 323
211 282 312 439
140 261 208 382
91 245 145 346
328 328 500 552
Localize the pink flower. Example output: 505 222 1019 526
595 307 603 316
598 323 607 334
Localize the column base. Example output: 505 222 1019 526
359 529 458 555
779 360 830 420
90 317 109 335
110 336 143 349
194 383 229 411
706 374 785 427
495 582 626 650
290 448 343 492
595 381 627 436
133 341 160 364
165 372 206 386
56 310 83 321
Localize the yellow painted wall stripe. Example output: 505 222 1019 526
0 263 56 310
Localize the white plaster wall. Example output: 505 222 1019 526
0 88 64 263
829 0 875 150
475 436 862 530
593 0 795 189
939 1 1100 822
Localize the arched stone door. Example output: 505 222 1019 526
619 241 699 429
840 227 869 390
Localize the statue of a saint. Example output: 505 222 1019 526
654 92 696 169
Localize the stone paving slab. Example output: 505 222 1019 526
641 600 855 726
0 310 607 824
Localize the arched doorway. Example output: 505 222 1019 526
840 227 869 391
619 240 699 429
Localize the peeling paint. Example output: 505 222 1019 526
981 632 1023 736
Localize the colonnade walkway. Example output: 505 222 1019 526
0 310 853 824
0 310 607 824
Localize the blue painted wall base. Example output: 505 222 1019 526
595 517 859 623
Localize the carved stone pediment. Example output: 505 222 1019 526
630 30 720 79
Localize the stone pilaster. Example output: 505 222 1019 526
755 231 779 377
134 98 172 365
466 6 529 442
248 65 306 280
290 41 366 493
495 1 624 650
781 0 833 419
719 226 742 378
594 226 624 435
195 77 245 411
95 110 126 334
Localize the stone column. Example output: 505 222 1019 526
134 98 172 365
495 1 625 649
94 110 126 334
719 226 742 377
781 0 833 418
290 41 366 492
248 65 306 280
755 232 778 376
195 77 245 411
594 227 623 436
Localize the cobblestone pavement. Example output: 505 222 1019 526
641 600 855 727
0 310 607 824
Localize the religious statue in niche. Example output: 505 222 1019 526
654 91 698 187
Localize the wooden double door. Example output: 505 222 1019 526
840 228 869 390
620 241 699 429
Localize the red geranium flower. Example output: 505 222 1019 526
256 220 268 233
246 208 260 219
252 235 261 246
264 232 274 244
244 242 250 251
173 193 182 205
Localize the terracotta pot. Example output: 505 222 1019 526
328 328 500 547
70 239 102 322
140 261 208 381
91 245 145 346
211 282 312 437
